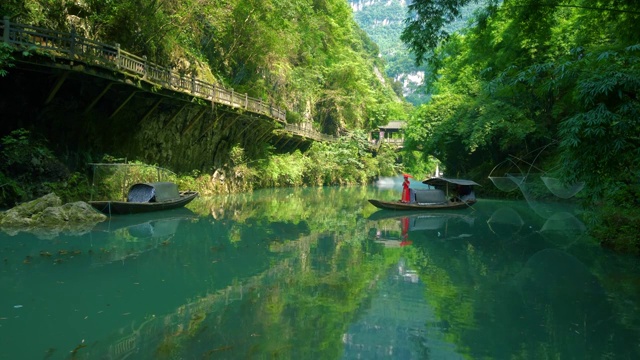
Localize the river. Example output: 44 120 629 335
1 186 639 359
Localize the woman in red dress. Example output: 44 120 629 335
401 174 412 202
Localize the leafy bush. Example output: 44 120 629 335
592 205 640 255
588 174 640 255
0 42 15 77
0 129 70 206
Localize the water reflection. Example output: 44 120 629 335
96 209 196 239
88 208 197 266
487 206 525 237
504 248 616 360
368 210 476 247
341 259 462 360
364 200 639 359
0 189 639 360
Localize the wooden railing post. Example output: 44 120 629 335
115 43 121 68
142 55 147 78
3 16 10 43
191 74 196 94
69 26 77 58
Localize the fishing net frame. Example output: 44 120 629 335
89 162 177 201
488 141 585 200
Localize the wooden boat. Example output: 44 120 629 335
89 182 198 215
368 199 475 210
368 177 480 211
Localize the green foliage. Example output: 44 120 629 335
0 2 416 202
90 159 178 201
248 133 400 188
5 0 406 131
257 150 309 187
0 171 26 207
0 129 70 206
44 171 92 203
557 45 640 194
589 175 640 255
402 152 439 180
0 43 16 77
401 0 490 65
402 0 640 252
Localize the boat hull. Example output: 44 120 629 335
89 191 198 215
368 199 476 211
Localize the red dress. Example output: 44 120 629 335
401 178 411 202
400 217 412 246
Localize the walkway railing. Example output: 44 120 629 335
284 123 336 142
371 138 404 148
1 17 286 123
382 138 404 146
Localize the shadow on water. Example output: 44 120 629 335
1 188 639 359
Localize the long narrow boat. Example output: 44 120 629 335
368 177 480 211
89 182 198 215
367 199 475 210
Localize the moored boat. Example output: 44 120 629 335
89 182 198 215
368 177 480 211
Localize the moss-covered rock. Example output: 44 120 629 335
0 193 106 238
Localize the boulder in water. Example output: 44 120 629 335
0 193 107 238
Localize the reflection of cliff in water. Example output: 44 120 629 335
80 260 294 359
76 212 328 359
342 260 464 360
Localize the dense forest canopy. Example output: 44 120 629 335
0 0 410 133
402 0 640 252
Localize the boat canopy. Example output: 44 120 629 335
414 189 447 204
422 177 481 187
127 182 180 203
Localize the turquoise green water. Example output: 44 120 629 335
1 186 639 359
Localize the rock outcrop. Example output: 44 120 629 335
0 193 106 239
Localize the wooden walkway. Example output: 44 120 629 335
1 17 335 142
284 123 336 142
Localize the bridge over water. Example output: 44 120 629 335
0 17 335 146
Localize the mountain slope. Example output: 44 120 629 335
349 0 486 105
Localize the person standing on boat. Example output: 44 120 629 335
401 174 412 202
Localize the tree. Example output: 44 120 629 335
401 0 496 65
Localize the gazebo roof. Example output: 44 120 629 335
378 121 406 130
